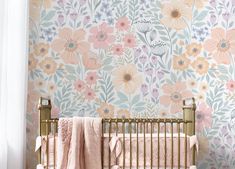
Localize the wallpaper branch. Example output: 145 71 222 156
28 0 235 169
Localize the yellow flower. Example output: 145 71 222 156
39 57 57 75
173 54 190 71
97 103 114 118
113 64 142 94
186 42 202 57
34 43 50 57
117 109 130 118
160 0 192 30
192 57 209 75
184 0 206 9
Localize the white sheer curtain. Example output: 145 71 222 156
0 0 28 169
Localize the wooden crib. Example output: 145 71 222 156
37 97 197 169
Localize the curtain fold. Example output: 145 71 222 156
0 0 28 169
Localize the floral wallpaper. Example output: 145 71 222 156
27 0 235 168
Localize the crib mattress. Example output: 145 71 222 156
39 133 195 168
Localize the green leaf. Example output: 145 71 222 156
117 91 128 101
43 10 56 21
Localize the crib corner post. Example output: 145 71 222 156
183 98 196 136
183 98 196 165
38 97 52 136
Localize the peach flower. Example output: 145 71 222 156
51 28 90 64
29 0 40 20
199 82 208 91
226 80 235 92
47 82 57 93
160 0 192 30
97 102 114 118
124 34 136 48
196 92 205 102
42 0 52 9
159 81 193 113
192 57 209 75
187 79 197 88
113 64 142 94
196 102 212 131
84 87 96 100
88 22 115 49
34 42 49 56
112 44 124 56
35 79 45 89
184 0 206 9
186 42 202 57
85 72 98 85
28 54 38 71
30 0 52 10
82 52 102 70
116 16 131 31
39 57 57 75
74 79 86 92
173 54 190 70
204 28 235 64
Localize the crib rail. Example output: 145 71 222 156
37 97 196 169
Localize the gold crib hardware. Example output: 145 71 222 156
37 97 196 169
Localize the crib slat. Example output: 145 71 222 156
150 121 153 169
129 121 132 169
143 120 146 169
164 121 166 169
171 122 173 169
115 120 118 165
177 122 180 169
122 121 125 169
184 123 187 169
108 120 112 169
53 123 56 169
102 121 104 169
157 122 160 169
46 122 49 169
136 121 139 169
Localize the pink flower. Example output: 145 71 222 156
123 34 136 48
74 79 86 91
112 44 124 55
204 28 235 64
85 72 98 85
115 16 130 31
226 80 235 92
159 81 193 113
196 102 212 132
84 87 96 100
51 27 90 64
88 22 115 49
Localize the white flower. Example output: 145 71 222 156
136 20 152 33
